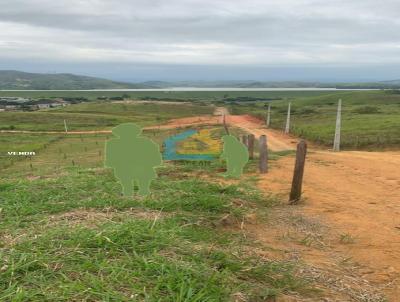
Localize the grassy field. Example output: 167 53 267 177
0 166 315 301
0 101 213 131
2 89 399 149
0 100 215 186
1 95 391 299
0 89 346 100
0 122 319 301
0 124 284 174
229 90 400 149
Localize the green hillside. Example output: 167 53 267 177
0 70 149 90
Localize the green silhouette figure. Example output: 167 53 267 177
220 135 249 178
105 123 162 196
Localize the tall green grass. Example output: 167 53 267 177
0 163 316 301
229 90 400 149
0 101 214 131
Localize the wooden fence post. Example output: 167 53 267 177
247 134 255 159
259 135 268 173
242 135 248 147
266 104 271 128
223 115 230 135
289 140 307 204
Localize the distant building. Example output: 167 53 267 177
34 98 70 110
35 99 54 109
51 99 70 107
0 97 71 111
16 97 31 102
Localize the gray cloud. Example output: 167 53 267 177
0 0 400 80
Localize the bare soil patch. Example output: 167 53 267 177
163 111 400 299
226 114 400 300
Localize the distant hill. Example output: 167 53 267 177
0 70 152 90
2 70 400 90
140 80 400 89
380 79 400 85
140 80 332 88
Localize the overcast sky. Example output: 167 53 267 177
1 0 400 82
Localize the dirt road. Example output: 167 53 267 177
222 114 400 300
157 111 400 299
160 112 400 298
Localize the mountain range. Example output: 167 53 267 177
1 70 400 90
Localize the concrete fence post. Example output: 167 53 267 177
333 99 342 152
64 119 68 133
285 102 291 134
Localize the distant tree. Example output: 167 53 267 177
109 96 124 101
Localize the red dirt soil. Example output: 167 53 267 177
226 114 400 300
158 111 400 299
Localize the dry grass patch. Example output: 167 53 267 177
48 207 169 228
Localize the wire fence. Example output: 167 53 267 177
230 102 400 149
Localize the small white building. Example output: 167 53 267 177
37 104 51 109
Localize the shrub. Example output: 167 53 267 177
353 106 380 114
298 107 316 115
